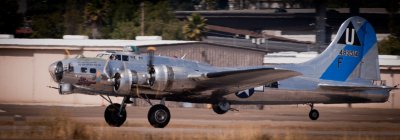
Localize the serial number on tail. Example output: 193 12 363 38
339 50 359 57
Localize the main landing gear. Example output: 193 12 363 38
101 95 171 128
308 103 319 120
148 104 170 128
104 103 126 127
102 96 129 127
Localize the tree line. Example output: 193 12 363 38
0 0 206 40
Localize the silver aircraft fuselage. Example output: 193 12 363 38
48 17 395 128
50 51 390 105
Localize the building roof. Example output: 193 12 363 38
0 38 195 47
206 25 311 44
264 51 400 67
0 38 268 53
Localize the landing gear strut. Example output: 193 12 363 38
308 103 319 120
101 95 172 128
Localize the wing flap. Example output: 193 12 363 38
192 67 301 93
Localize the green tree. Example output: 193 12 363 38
31 13 64 38
182 13 207 41
111 21 139 39
0 0 21 34
378 0 400 55
110 1 184 40
27 0 66 38
202 0 217 10
84 0 110 39
64 0 84 35
378 36 400 55
142 1 185 40
169 0 195 10
162 21 184 40
384 0 400 38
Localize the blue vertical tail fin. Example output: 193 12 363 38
303 16 380 82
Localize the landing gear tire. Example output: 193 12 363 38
212 102 230 114
148 104 170 128
309 109 319 120
104 103 126 127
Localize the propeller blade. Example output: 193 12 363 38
147 47 156 86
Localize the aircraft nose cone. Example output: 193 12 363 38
49 61 63 82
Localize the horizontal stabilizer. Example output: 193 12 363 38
318 83 396 91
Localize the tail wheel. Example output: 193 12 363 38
212 101 230 114
104 103 126 127
309 109 319 120
148 104 170 128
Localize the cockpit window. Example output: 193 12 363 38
116 55 121 60
81 67 87 73
68 63 74 72
122 55 129 61
96 54 111 60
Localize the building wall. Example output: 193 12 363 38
380 68 400 108
0 49 34 102
0 48 123 105
0 43 265 105
146 43 265 67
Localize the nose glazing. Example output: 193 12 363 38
49 61 63 82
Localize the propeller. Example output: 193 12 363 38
55 61 64 81
147 47 156 86
112 53 128 93
113 73 121 91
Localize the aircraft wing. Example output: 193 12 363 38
318 83 396 91
190 67 301 94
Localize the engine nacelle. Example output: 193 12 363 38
151 65 174 91
150 65 196 91
113 70 136 95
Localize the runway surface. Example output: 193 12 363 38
0 104 399 140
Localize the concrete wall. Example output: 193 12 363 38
379 69 400 108
142 43 265 67
0 43 266 106
0 48 122 105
